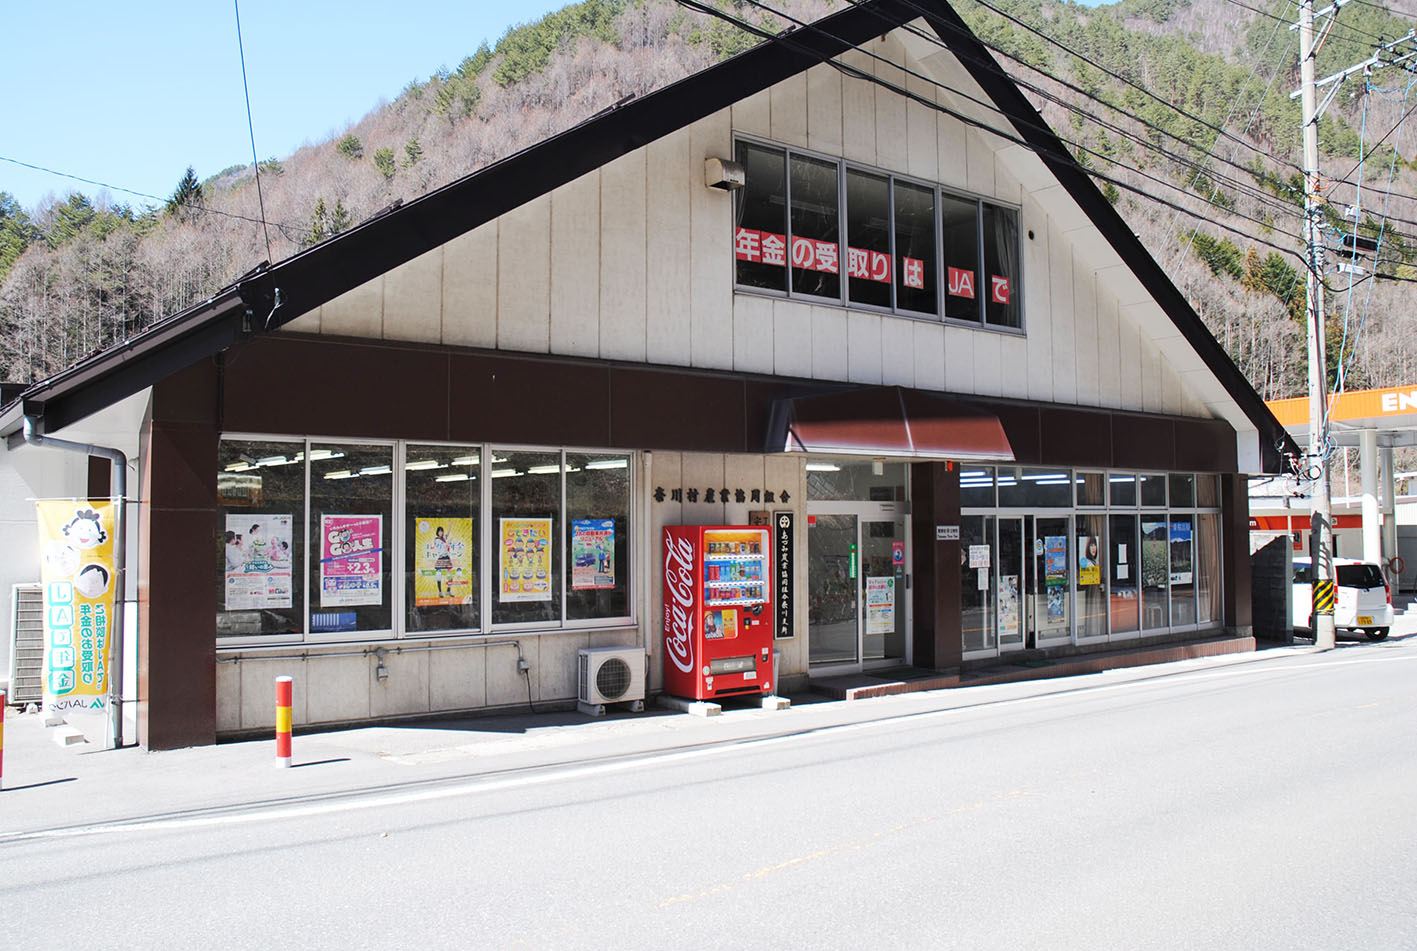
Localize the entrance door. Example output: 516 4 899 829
1031 516 1072 645
861 518 908 664
807 514 860 667
808 511 909 671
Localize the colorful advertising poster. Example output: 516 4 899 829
1078 536 1102 586
414 518 473 606
224 514 293 610
36 501 116 713
571 518 615 590
866 576 895 635
999 574 1020 638
703 608 737 640
319 515 383 607
1169 520 1194 584
500 517 552 602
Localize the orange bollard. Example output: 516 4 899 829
275 676 292 768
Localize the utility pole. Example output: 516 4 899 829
1298 0 1336 649
1290 4 1417 648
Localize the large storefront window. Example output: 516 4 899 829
405 444 480 633
217 439 305 638
806 460 907 502
565 453 631 621
216 439 633 642
733 138 1021 328
961 468 1223 655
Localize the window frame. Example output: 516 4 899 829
731 134 1025 334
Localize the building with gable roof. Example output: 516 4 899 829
0 0 1298 748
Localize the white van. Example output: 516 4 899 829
1292 557 1394 641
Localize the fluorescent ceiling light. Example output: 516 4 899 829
256 456 297 467
405 460 444 471
308 449 344 461
804 463 841 472
491 469 519 479
583 459 628 470
961 470 986 478
435 474 470 483
324 470 355 480
527 464 562 474
360 465 392 476
451 456 479 466
224 462 252 472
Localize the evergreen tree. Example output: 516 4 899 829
0 192 36 280
374 147 397 180
336 134 364 160
164 167 203 221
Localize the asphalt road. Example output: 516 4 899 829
5 639 1417 949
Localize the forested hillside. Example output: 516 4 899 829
3 0 1415 407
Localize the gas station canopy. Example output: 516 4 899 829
1267 384 1417 448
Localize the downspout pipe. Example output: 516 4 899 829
22 408 128 749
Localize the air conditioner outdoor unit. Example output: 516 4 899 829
577 646 646 716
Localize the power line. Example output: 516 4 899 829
234 0 274 261
0 154 301 237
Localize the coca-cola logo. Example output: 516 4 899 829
664 530 695 673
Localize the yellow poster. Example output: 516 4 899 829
414 517 473 606
36 501 116 713
499 517 552 602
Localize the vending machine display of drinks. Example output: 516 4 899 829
663 525 774 701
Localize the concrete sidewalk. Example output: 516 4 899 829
1 636 1369 839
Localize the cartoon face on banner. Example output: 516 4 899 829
36 500 117 712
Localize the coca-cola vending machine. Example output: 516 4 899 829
663 525 774 701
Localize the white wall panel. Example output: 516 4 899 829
442 221 498 349
599 151 647 363
773 299 813 379
966 133 995 197
874 54 909 172
1073 267 1100 406
770 73 808 148
812 305 849 381
383 247 443 343
998 334 1029 398
1024 203 1053 403
734 88 771 139
646 129 693 366
840 50 877 166
847 312 884 384
689 111 734 370
935 110 970 192
1096 290 1122 408
733 293 775 374
881 316 916 387
497 194 551 353
942 324 976 393
283 310 320 334
1047 223 1077 404
806 63 843 155
550 171 601 358
905 68 939 181
972 331 1002 397
1118 307 1143 409
913 321 946 391
321 276 383 339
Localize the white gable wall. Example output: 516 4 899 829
292 25 1257 447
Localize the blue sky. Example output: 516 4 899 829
1 0 568 212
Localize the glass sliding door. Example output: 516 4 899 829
961 515 996 652
1169 513 1196 627
997 517 1025 649
808 514 860 667
1075 514 1107 639
1033 516 1071 644
1109 514 1139 636
1140 516 1169 631
861 518 908 663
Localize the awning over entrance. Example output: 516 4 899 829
768 386 1014 461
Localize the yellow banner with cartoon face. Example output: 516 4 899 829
36 501 115 713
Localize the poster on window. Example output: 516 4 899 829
414 517 473 606
866 576 895 635
1169 521 1194 584
36 501 116 713
571 518 615 590
225 514 294 610
999 574 1020 638
1078 536 1101 586
500 517 552 602
320 515 383 607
